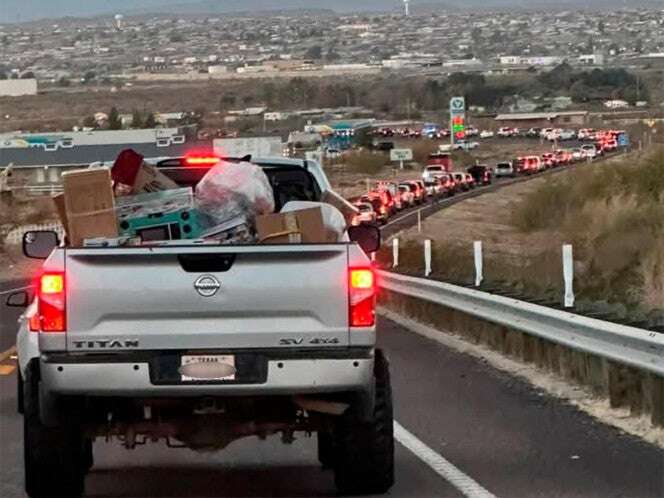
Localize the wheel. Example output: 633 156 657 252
24 361 85 498
333 349 394 495
17 369 24 414
83 439 94 472
317 430 334 468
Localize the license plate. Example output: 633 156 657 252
179 355 236 382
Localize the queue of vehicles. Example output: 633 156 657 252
351 168 485 226
352 129 625 226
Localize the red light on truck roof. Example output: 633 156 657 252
184 156 221 166
183 148 221 166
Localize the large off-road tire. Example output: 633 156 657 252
317 430 334 468
23 360 85 498
17 369 24 414
333 349 395 495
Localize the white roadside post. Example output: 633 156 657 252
562 244 575 308
424 239 432 277
366 178 371 193
392 238 399 268
474 240 483 287
371 251 376 262
417 209 422 233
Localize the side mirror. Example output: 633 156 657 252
348 224 381 254
5 290 32 308
23 231 59 259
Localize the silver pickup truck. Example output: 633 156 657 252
8 156 394 498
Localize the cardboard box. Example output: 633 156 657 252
111 149 177 194
256 207 327 244
62 168 118 246
321 189 358 226
52 193 69 237
133 162 178 193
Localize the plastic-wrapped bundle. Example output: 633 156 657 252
195 161 275 225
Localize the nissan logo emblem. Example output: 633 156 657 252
194 275 221 297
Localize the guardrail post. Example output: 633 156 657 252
424 239 432 277
562 244 574 308
392 238 399 268
474 241 483 287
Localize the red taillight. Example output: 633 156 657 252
349 268 375 327
28 300 40 332
39 272 66 333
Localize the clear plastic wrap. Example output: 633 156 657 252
194 161 275 226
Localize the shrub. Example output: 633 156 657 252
344 150 388 175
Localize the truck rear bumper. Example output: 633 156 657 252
40 353 374 397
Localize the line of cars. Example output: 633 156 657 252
351 166 490 226
494 140 616 177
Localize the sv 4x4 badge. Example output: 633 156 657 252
279 337 340 346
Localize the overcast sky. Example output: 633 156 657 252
1 1 205 23
0 0 618 24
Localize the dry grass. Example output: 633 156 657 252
510 148 664 309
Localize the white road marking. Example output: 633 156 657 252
394 421 497 498
0 284 33 295
0 346 17 363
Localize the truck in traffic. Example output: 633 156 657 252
8 156 394 498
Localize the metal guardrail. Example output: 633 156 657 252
378 270 664 376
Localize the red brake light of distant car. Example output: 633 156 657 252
39 272 65 332
349 268 375 327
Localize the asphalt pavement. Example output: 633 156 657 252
0 278 662 498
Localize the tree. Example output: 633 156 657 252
82 71 96 83
0 72 7 80
21 71 35 79
131 109 144 128
57 77 70 87
143 113 157 129
108 106 122 130
598 20 605 34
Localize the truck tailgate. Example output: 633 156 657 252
64 245 350 351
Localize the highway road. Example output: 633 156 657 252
1 280 662 497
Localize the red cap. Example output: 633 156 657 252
111 149 144 187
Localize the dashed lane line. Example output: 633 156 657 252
394 421 497 498
0 364 16 375
0 346 17 363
